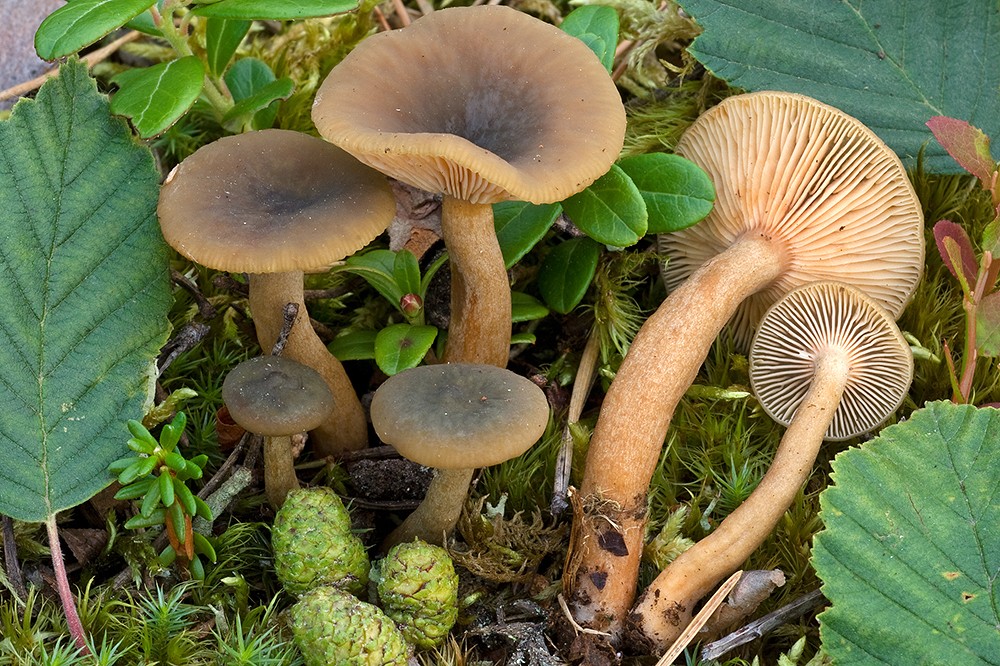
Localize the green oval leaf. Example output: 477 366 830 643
341 249 404 307
328 330 377 362
392 249 422 297
537 238 601 314
222 58 292 131
110 56 205 138
494 201 561 269
375 325 438 376
206 18 252 77
35 0 155 60
126 1 167 36
617 153 715 233
560 5 619 72
511 292 549 323
563 165 647 247
192 0 359 20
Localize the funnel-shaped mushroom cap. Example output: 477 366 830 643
312 5 626 205
749 281 913 441
223 356 335 436
158 129 395 273
661 91 924 345
370 363 549 469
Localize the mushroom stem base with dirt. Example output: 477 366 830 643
383 467 475 550
570 233 789 639
249 271 368 456
263 435 301 508
440 196 511 367
628 350 848 652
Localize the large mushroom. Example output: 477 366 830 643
312 5 626 367
158 129 395 456
631 281 914 649
370 363 550 548
570 92 924 638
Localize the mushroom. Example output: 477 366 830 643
369 363 549 548
158 129 395 456
222 355 335 507
570 91 924 637
631 281 913 650
312 5 626 367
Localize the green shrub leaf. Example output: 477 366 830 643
511 292 549 323
35 0 155 60
111 56 205 138
328 330 377 361
375 325 437 375
563 165 647 247
813 401 1000 664
192 0 359 20
222 58 292 131
206 18 252 77
341 250 404 308
617 153 715 233
0 60 171 522
976 291 1000 358
494 201 561 269
560 5 619 72
538 238 601 314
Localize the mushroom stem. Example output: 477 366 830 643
631 349 849 651
570 233 788 637
440 196 511 367
249 272 368 455
263 435 300 508
383 467 475 550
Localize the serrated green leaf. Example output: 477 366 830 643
976 291 1000 358
538 238 601 314
375 324 437 375
678 0 1000 173
341 249 404 306
206 18 251 77
222 59 292 131
511 292 549 323
560 5 619 72
616 153 715 233
35 0 155 60
111 56 205 138
329 330 378 361
493 201 561 269
192 0 358 20
563 165 647 247
813 401 1000 664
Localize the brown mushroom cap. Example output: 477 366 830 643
311 5 626 205
158 129 395 273
370 363 549 468
222 356 335 436
749 281 913 441
660 91 924 346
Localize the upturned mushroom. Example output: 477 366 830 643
158 129 395 456
369 363 550 548
312 5 626 367
571 91 924 637
631 281 913 650
222 356 335 507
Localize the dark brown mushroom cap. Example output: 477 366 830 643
158 129 395 273
370 363 549 469
312 5 626 205
222 356 335 436
749 281 913 441
660 91 924 346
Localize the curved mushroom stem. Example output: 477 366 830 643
630 349 849 651
249 272 368 456
570 233 789 638
263 435 300 508
383 467 475 550
440 196 511 367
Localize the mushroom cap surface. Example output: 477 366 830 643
370 363 549 469
223 355 335 436
749 281 913 441
312 5 626 205
158 129 395 273
660 91 924 346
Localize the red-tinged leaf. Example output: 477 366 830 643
926 116 996 184
976 291 1000 357
934 220 977 287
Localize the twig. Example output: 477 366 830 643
557 593 613 637
551 328 600 516
170 269 217 320
2 515 26 600
270 303 299 356
656 571 743 665
157 322 210 375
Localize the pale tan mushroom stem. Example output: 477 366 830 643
383 467 475 550
263 435 300 508
440 197 511 367
631 350 848 651
249 272 367 455
570 234 788 635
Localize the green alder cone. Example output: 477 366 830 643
372 540 459 649
290 587 410 666
272 487 369 595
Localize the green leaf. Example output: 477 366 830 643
926 116 997 184
616 153 715 233
328 330 377 361
111 56 205 138
563 165 647 247
375 325 437 375
206 18 252 77
511 292 549 323
222 58 292 131
0 61 171 523
126 1 167 36
976 291 1000 358
677 0 1000 173
342 250 404 307
35 0 155 60
493 201 561 269
392 250 422 298
538 238 601 314
560 5 619 72
813 401 1000 664
510 332 536 345
192 0 359 20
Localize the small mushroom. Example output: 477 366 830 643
370 363 550 548
312 5 626 367
222 356 335 507
631 281 913 650
158 129 395 456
